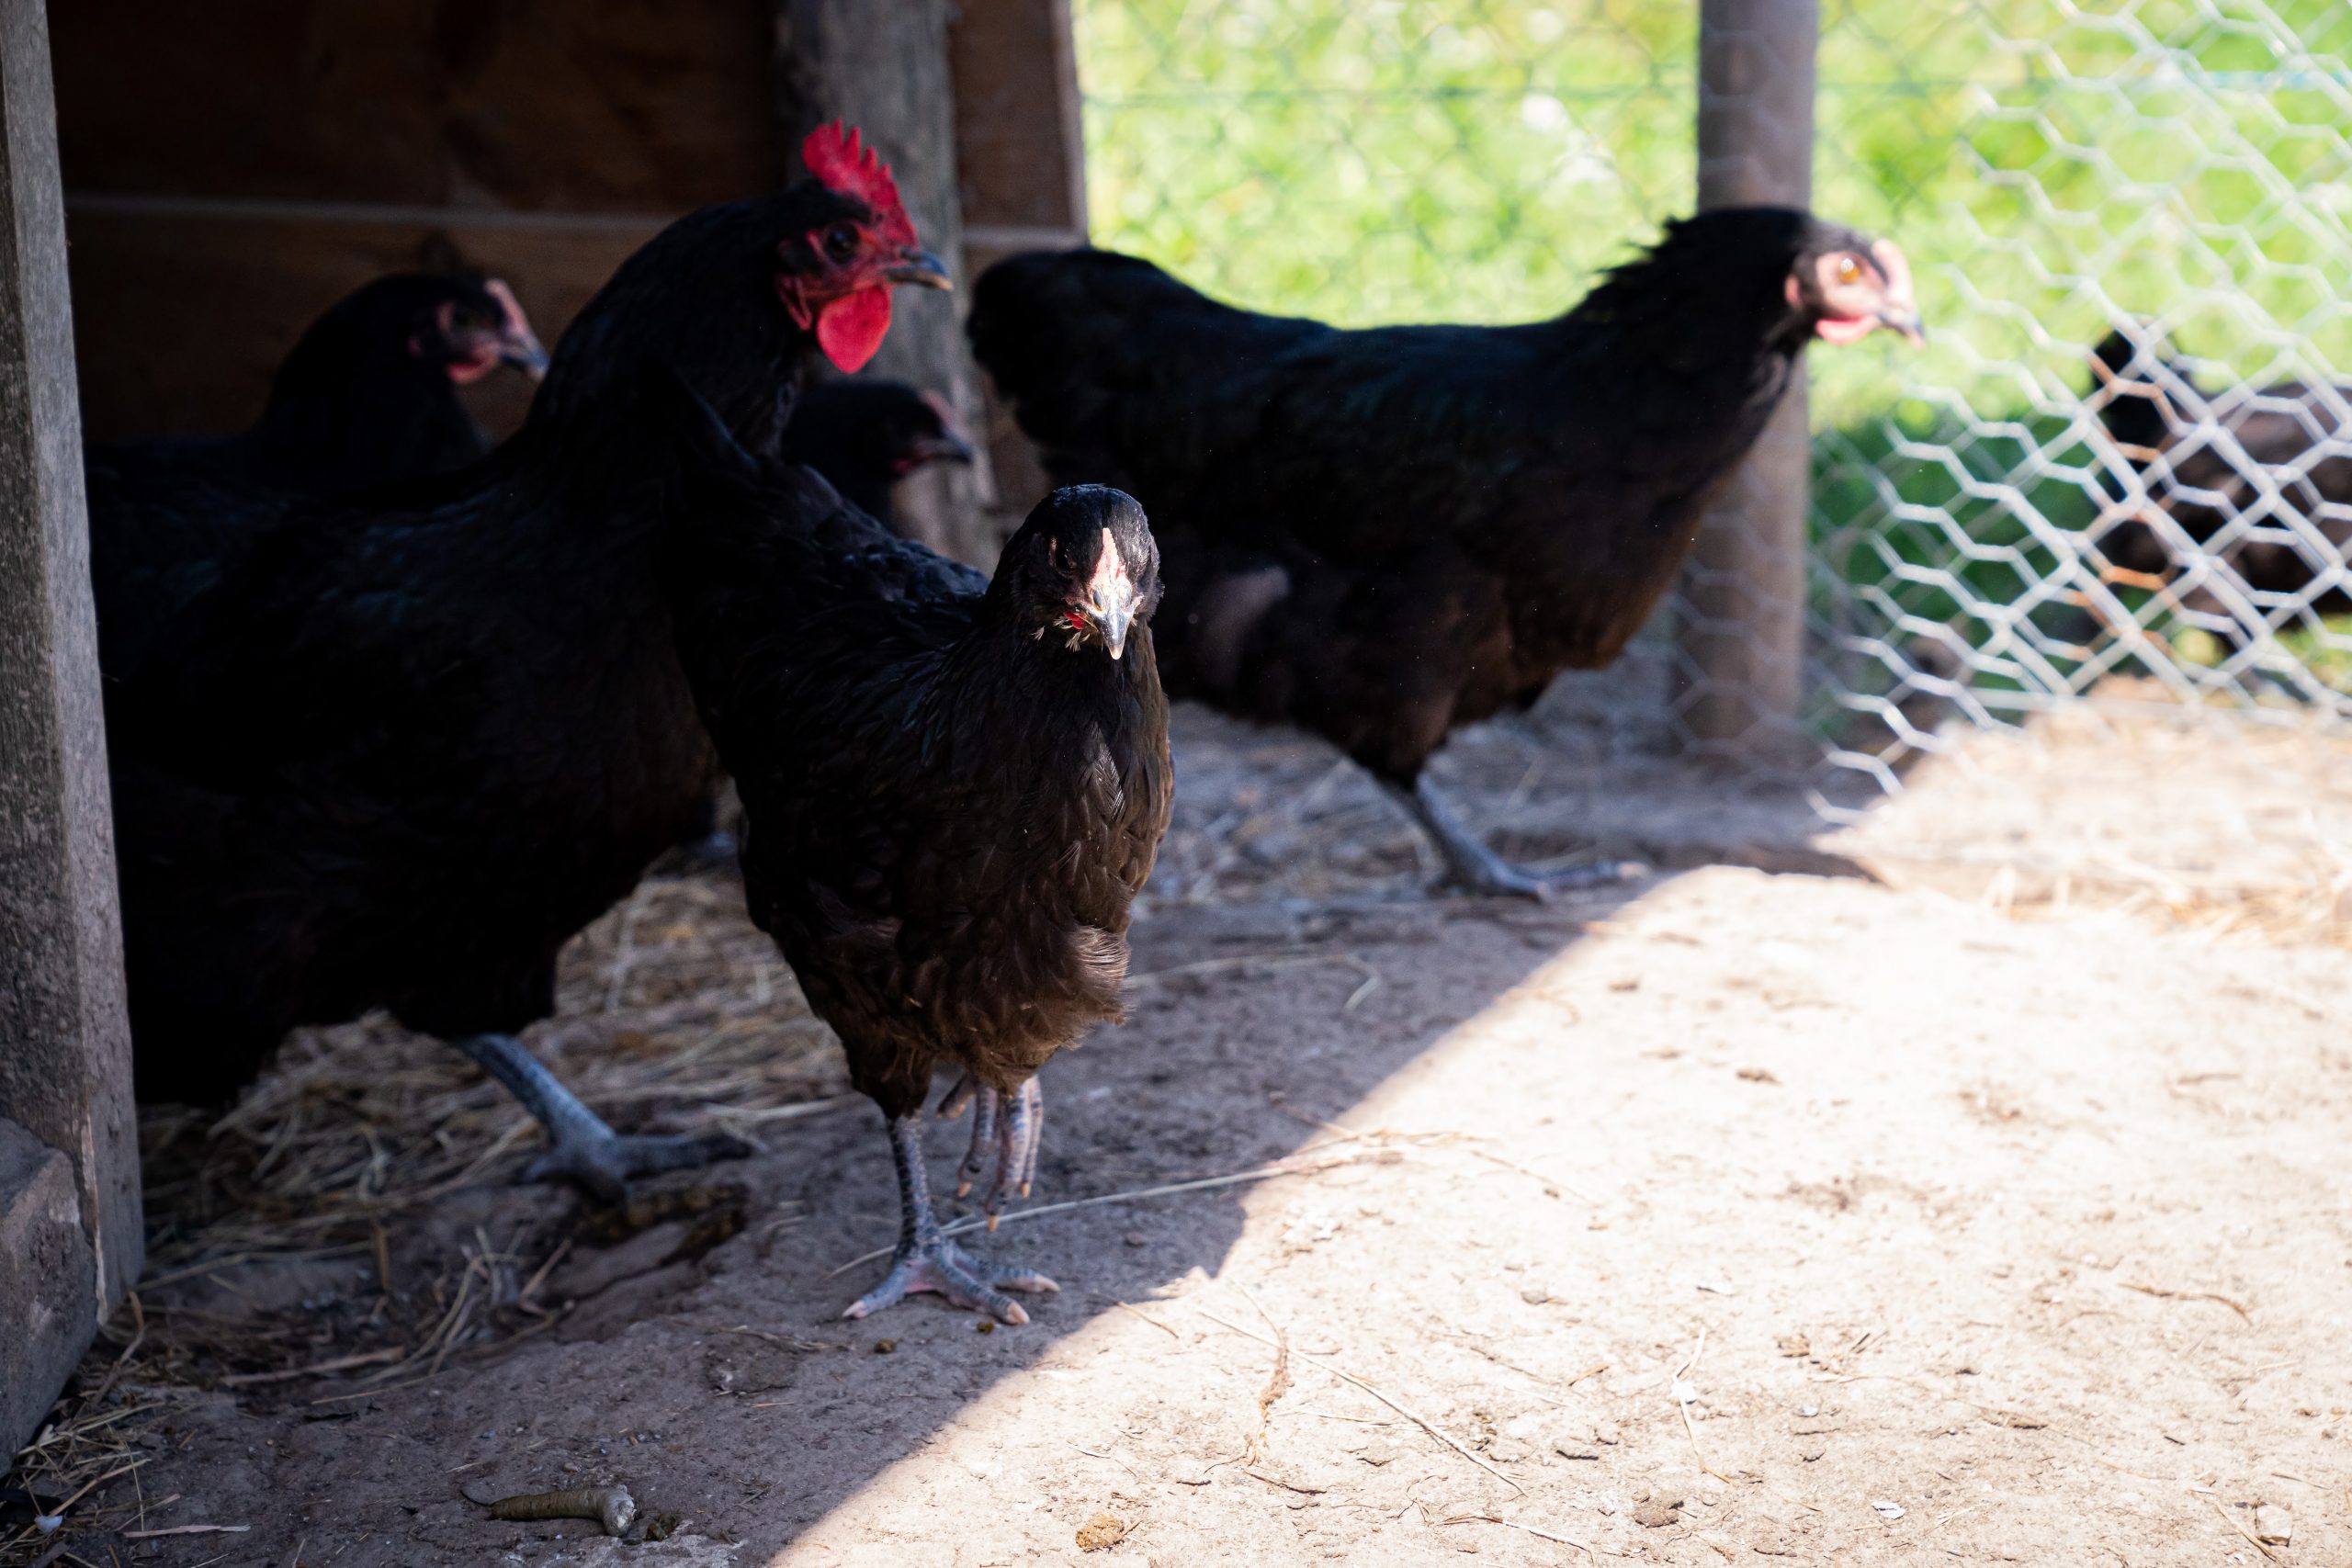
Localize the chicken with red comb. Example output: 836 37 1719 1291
106 127 954 1205
786 121 944 374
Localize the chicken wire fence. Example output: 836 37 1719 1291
1068 0 2352 804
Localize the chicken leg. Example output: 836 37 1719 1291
1389 775 1645 901
456 1033 753 1205
844 1109 1058 1325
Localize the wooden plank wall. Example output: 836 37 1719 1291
52 0 778 445
51 0 1091 551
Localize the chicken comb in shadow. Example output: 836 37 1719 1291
801 121 915 247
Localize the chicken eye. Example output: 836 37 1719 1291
1835 255 1862 284
823 224 861 261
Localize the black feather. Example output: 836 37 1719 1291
108 182 894 1103
88 274 526 678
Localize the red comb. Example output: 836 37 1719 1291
801 121 916 248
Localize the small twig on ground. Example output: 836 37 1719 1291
43 1458 150 1520
2199 1491 2280 1562
517 1236 571 1307
1198 1310 1521 1495
83 1295 146 1412
137 1243 373 1293
1670 1328 1733 1484
2123 1281 2252 1323
305 1372 440 1406
1460 1144 1596 1205
119 1524 250 1540
1820 1372 2055 1434
653 1318 845 1353
220 1348 404 1387
1069 1441 1145 1483
1237 1287 1293 1464
601 883 651 1013
828 1150 1371 1276
1113 1301 1182 1341
1439 1512 1601 1561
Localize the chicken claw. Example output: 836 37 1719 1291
847 1112 1057 1325
1390 776 1646 902
942 1076 1044 1224
458 1033 753 1205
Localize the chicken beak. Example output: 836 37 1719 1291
1868 239 1924 348
1089 589 1136 661
886 247 955 290
910 430 978 466
499 330 551 381
1080 525 1138 659
484 278 550 380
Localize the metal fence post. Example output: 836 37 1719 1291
1676 0 1817 758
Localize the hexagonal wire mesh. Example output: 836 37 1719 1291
1069 0 2352 813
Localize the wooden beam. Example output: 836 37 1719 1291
772 0 999 569
0 0 139 1452
1675 0 1817 758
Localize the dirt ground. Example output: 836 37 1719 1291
7 690 2351 1568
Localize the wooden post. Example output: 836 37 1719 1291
1675 0 1817 757
0 0 140 1453
951 0 1091 531
771 0 999 569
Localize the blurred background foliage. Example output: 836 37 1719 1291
1069 0 2352 719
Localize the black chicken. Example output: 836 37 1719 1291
780 378 978 531
971 209 1923 895
88 273 548 677
657 381 979 867
108 124 952 1201
2087 326 2351 631
96 271 546 497
649 370 1170 1323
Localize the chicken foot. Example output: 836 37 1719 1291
456 1033 752 1204
1388 775 1645 901
843 1111 1058 1325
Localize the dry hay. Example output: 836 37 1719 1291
1857 679 2352 953
137 866 844 1278
5 865 846 1566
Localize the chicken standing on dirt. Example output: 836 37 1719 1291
780 378 978 531
971 209 1923 897
88 272 548 677
650 373 1170 1324
107 124 952 1203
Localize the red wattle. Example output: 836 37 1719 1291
816 288 893 372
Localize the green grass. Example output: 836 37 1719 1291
1069 0 2352 711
